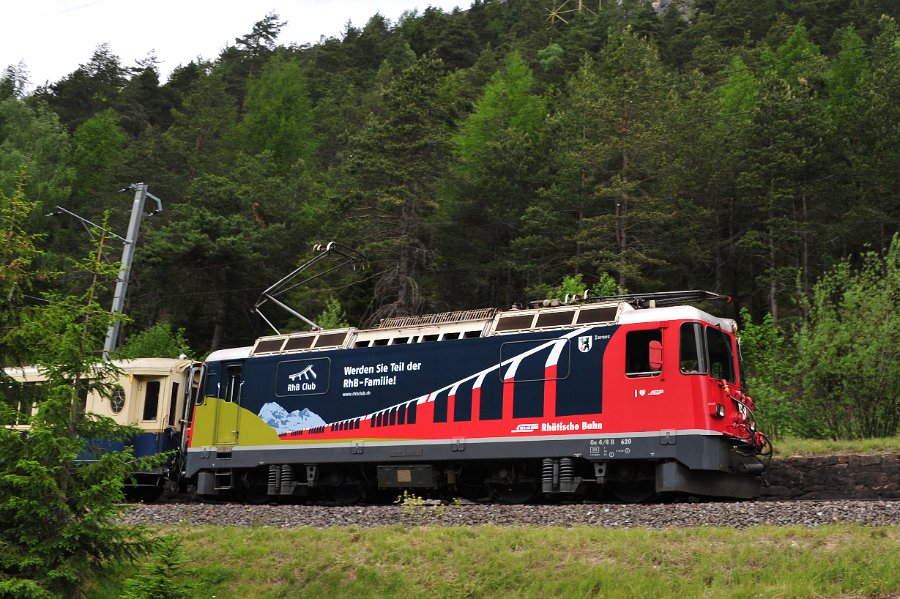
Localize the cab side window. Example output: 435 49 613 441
625 329 663 377
679 323 708 375
706 328 736 383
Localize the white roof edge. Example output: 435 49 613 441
205 346 253 362
111 357 195 371
4 358 196 380
618 305 734 329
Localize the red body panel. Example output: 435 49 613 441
277 320 754 448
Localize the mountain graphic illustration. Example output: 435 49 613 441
258 402 326 434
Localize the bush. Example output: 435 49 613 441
113 322 194 360
738 308 797 438
795 235 900 439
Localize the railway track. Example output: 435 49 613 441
121 498 900 529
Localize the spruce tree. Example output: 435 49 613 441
0 187 161 597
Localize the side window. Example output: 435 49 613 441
203 367 218 401
706 328 736 383
8 381 45 425
224 365 242 403
167 382 180 427
142 380 160 421
625 329 663 377
110 385 126 414
680 323 708 375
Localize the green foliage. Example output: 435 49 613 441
453 51 545 165
719 56 759 122
119 536 193 599
0 384 155 597
69 109 127 206
113 322 194 360
775 435 900 457
315 297 349 330
39 44 127 132
340 55 453 321
738 308 796 438
0 208 161 596
591 273 621 297
397 490 454 519
239 52 316 173
0 174 44 307
0 94 73 208
1 0 899 362
113 525 900 599
0 176 54 368
539 272 621 303
548 273 588 300
795 235 900 439
440 50 547 307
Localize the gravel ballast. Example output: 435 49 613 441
121 499 900 529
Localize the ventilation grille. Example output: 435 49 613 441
379 308 497 329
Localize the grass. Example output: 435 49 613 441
773 435 900 457
91 524 900 599
85 437 899 597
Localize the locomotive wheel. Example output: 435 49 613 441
493 482 538 504
321 468 366 505
237 469 270 504
607 463 656 503
609 480 656 503
487 462 538 504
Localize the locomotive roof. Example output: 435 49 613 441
620 305 736 330
233 295 735 360
2 357 196 382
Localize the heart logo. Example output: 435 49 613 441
639 389 646 396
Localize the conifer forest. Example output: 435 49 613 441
2 1 899 422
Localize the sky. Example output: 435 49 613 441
2 0 467 90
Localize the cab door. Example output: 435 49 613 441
212 364 243 445
702 325 739 424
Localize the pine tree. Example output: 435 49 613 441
339 56 453 322
440 51 547 307
546 29 675 292
1 193 162 597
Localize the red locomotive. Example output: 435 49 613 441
183 290 770 502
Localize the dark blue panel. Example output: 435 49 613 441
556 329 612 416
132 432 162 459
208 325 618 427
509 342 563 419
512 380 543 418
479 372 503 421
433 389 448 423
453 385 472 422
